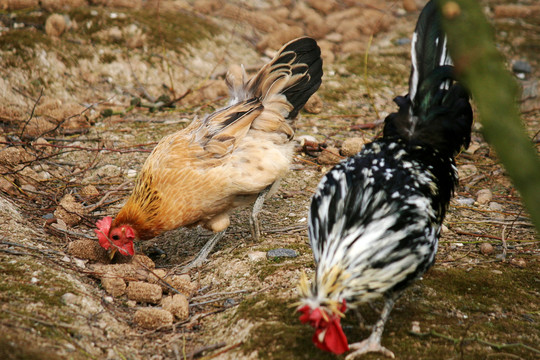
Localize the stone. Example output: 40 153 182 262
512 60 532 74
133 308 173 329
45 14 66 37
126 281 162 304
403 0 417 12
267 248 298 259
476 189 493 205
161 294 189 320
479 243 494 255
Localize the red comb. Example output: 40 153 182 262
95 216 112 249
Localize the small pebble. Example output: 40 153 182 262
455 197 475 206
267 248 298 259
479 243 494 255
489 202 504 211
512 60 532 74
476 189 493 205
510 258 526 268
395 38 411 46
411 321 421 333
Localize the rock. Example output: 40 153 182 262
256 24 304 52
476 189 493 205
3 0 39 10
395 38 411 46
304 93 323 114
510 258 526 268
458 164 477 179
455 197 474 206
341 137 366 157
494 5 540 19
126 281 162 304
410 320 421 333
31 137 51 153
512 60 532 74
101 277 127 297
317 146 341 165
489 202 504 212
68 239 110 263
193 0 221 14
54 193 86 226
161 294 189 320
45 14 66 37
41 0 87 12
247 251 266 262
303 9 329 39
267 248 298 259
340 40 367 54
80 184 99 197
166 274 196 298
133 308 173 329
0 147 30 166
479 243 494 255
403 0 417 12
95 164 123 179
306 0 337 14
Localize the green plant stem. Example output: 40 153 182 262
437 0 540 233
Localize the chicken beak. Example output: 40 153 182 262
108 247 117 260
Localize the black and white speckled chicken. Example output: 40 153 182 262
298 1 473 358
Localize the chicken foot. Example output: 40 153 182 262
345 294 398 359
183 230 226 270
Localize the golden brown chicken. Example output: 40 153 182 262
95 37 323 267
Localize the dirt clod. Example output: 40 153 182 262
161 294 189 320
133 308 173 329
341 137 366 157
166 274 196 298
101 277 127 297
317 146 341 165
126 281 162 304
54 194 86 226
67 239 110 262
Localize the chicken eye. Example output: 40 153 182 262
112 235 120 240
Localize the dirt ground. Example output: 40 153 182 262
0 1 539 359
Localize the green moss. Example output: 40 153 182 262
235 294 342 360
233 261 540 360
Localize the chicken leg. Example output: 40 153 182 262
249 184 273 241
183 230 226 270
345 294 399 359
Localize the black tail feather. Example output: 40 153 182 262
279 38 323 119
383 0 473 157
